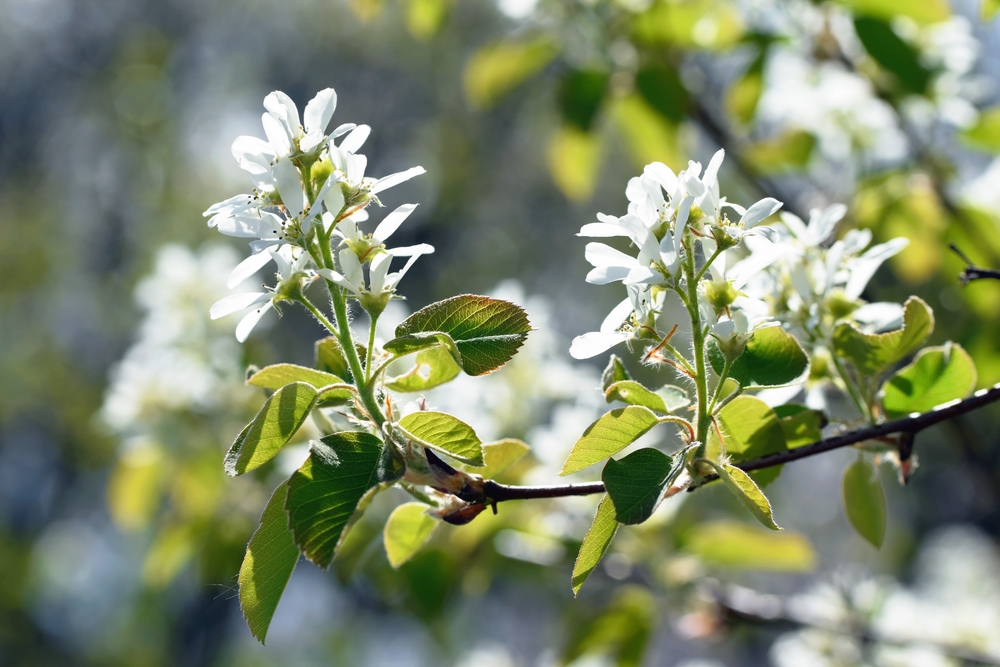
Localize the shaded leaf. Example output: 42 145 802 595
398 411 484 466
563 586 654 667
395 295 531 376
601 354 631 391
842 457 886 547
605 380 689 413
464 37 559 109
315 336 352 381
635 63 688 124
602 448 674 524
560 407 662 476
571 494 619 596
384 503 438 569
881 343 976 419
773 404 824 449
838 0 950 24
685 520 816 571
286 434 388 568
383 331 462 367
225 382 318 476
707 461 781 531
709 326 810 388
833 296 934 377
558 68 609 131
239 482 299 644
853 17 931 95
386 345 461 392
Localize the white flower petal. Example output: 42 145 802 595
584 242 637 269
600 297 634 333
303 88 337 135
228 251 274 288
331 123 356 139
263 91 301 138
586 265 633 284
578 222 626 238
324 180 346 218
623 266 662 285
317 268 356 291
387 243 434 257
339 124 371 154
272 159 305 219
236 301 273 342
369 252 392 294
740 197 783 229
643 162 678 193
339 249 364 291
570 331 629 359
215 212 282 239
261 112 292 156
372 166 426 194
210 292 270 319
373 203 417 242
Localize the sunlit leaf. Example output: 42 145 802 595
571 495 619 595
560 406 662 476
773 404 824 449
403 0 450 41
983 0 1000 21
383 331 463 368
633 0 744 51
464 37 559 109
613 94 684 171
547 125 602 200
726 51 765 124
108 443 165 531
286 434 389 568
602 448 675 524
842 457 886 547
476 438 530 478
707 461 781 530
398 411 484 466
745 130 815 174
605 380 689 413
837 0 950 24
709 325 810 388
881 342 976 418
395 295 531 376
386 345 461 392
247 364 353 403
225 382 318 476
685 520 816 571
833 296 934 376
961 107 1000 153
143 522 198 588
710 396 787 486
384 503 438 569
239 482 299 644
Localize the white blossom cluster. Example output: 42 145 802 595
204 88 429 340
570 149 782 361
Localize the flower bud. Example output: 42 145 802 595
706 279 738 312
824 289 858 320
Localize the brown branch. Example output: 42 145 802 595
479 383 1000 503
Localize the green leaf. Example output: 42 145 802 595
248 363 354 403
602 448 675 525
225 382 318 476
706 461 781 531
571 494 619 596
838 0 950 24
684 520 816 571
881 343 977 419
604 380 689 413
315 336 352 381
397 411 484 466
383 331 463 368
773 404 824 449
383 503 438 569
558 68 609 132
463 37 559 109
960 107 1000 153
709 326 810 388
562 587 654 667
239 481 299 644
560 407 662 476
476 438 530 478
547 125 603 201
386 345 462 393
833 296 934 377
711 396 787 487
745 130 816 174
395 295 531 376
601 354 631 391
286 433 389 568
983 0 1000 21
402 0 449 41
634 63 688 124
842 458 886 548
853 17 931 95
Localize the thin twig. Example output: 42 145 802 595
951 244 1000 284
478 383 1000 503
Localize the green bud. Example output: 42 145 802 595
360 290 392 319
311 158 334 186
706 279 738 312
710 224 741 250
824 289 858 320
809 347 831 380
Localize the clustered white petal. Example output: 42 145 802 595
202 88 429 340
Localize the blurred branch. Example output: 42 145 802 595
951 244 1000 284
475 383 1000 504
711 585 1000 666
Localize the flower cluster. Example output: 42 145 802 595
571 150 782 360
204 88 428 339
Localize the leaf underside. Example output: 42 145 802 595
572 494 619 595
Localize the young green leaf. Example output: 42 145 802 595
397 411 484 466
560 406 662 476
394 295 531 376
705 461 781 531
386 345 462 393
382 331 463 368
708 396 787 486
833 296 934 377
601 354 631 391
239 481 299 644
605 380 689 413
772 404 824 449
476 438 531 478
881 343 977 419
683 520 816 572
383 502 438 569
708 326 810 388
842 457 886 548
464 37 559 109
247 364 343 391
602 448 674 524
286 434 388 568
225 382 318 476
571 494 619 596
315 336 352 381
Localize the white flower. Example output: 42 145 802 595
261 88 339 157
569 285 660 359
710 296 777 352
318 244 434 300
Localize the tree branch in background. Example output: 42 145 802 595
475 383 1000 504
951 244 1000 284
705 584 1000 666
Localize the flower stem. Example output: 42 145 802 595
365 313 378 384
685 243 711 456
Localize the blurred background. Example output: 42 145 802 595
3 0 1000 664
